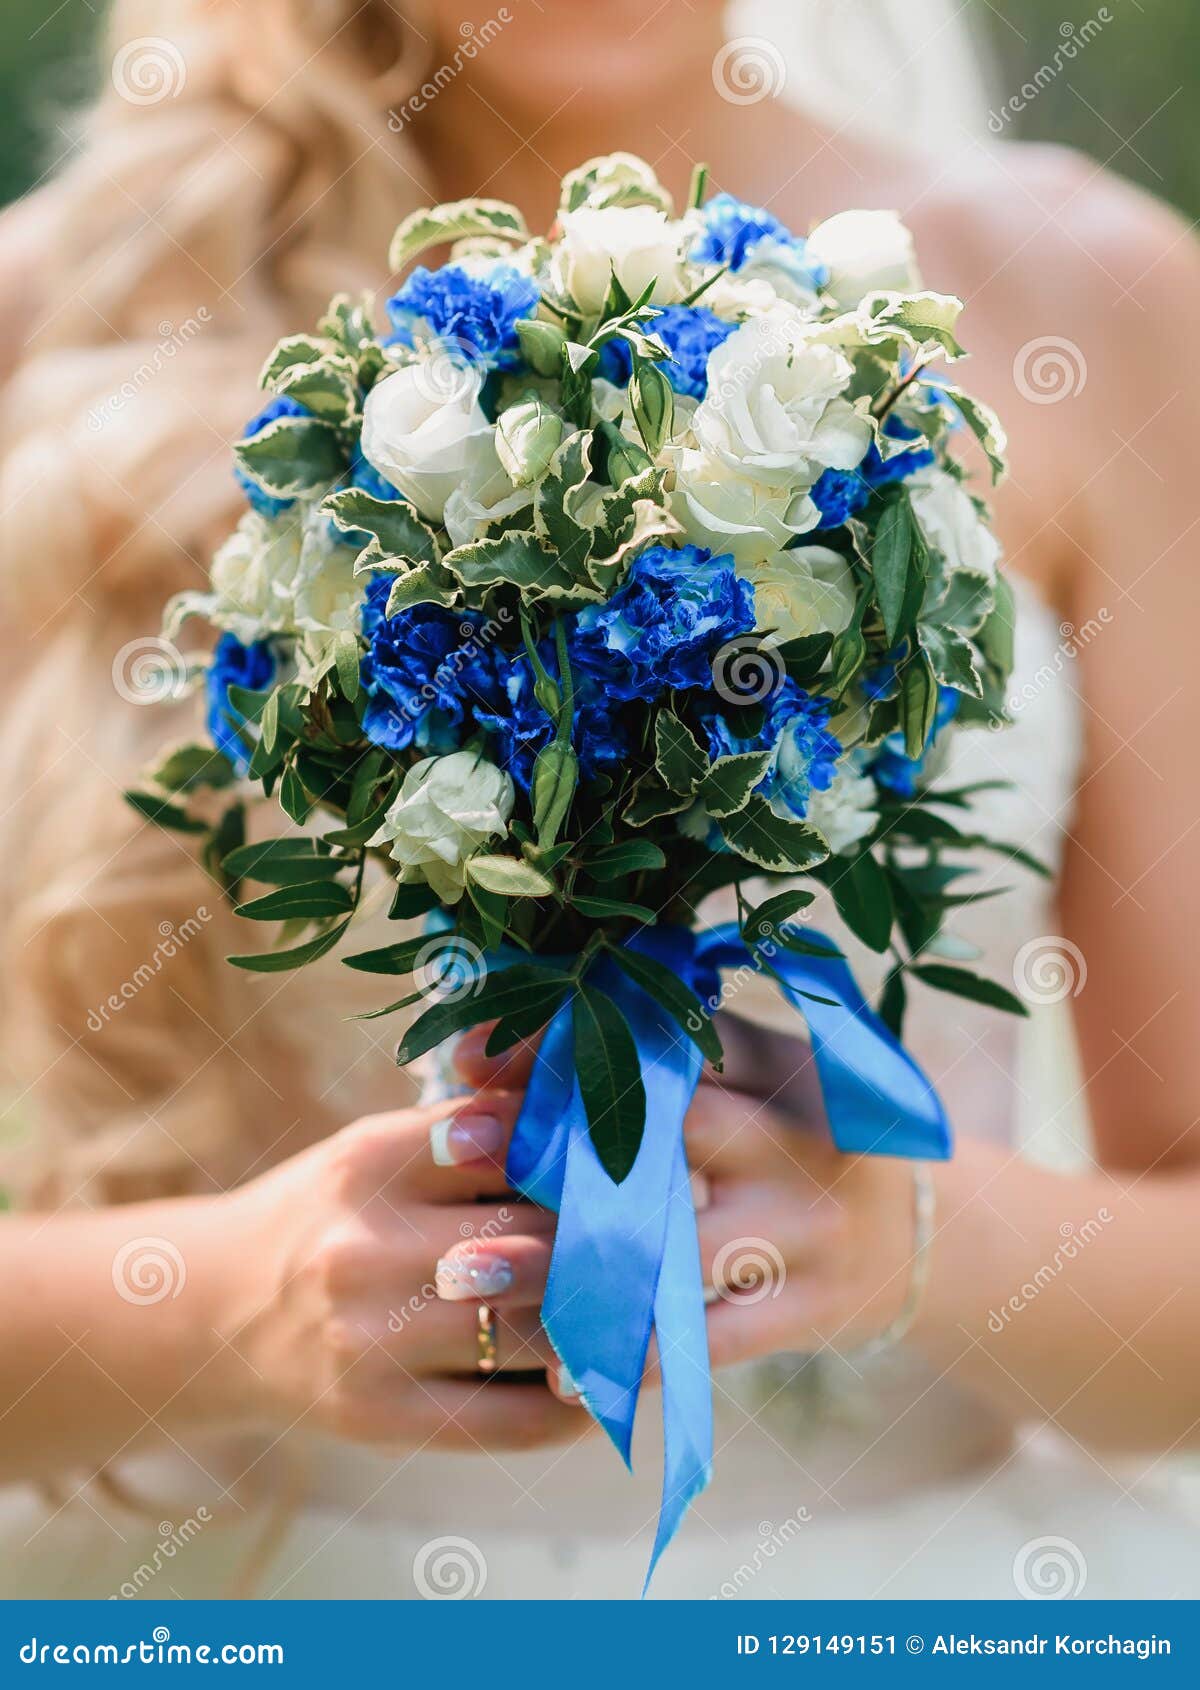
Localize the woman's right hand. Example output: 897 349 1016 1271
215 1091 586 1454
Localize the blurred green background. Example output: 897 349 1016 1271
0 0 1196 217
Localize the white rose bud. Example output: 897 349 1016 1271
360 362 491 523
552 206 690 317
806 210 921 309
368 752 515 905
739 546 856 645
803 760 879 854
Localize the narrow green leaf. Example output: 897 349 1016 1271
572 895 657 923
467 855 556 899
829 851 894 954
583 841 666 881
606 945 723 1068
234 880 355 922
333 631 361 703
124 791 208 835
227 920 350 973
573 984 646 1184
395 965 572 1067
911 963 1029 1017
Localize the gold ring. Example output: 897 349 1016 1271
476 1303 498 1375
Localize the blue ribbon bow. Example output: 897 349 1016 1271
504 921 951 1590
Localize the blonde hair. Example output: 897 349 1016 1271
0 0 430 1207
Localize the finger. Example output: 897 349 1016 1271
707 1014 826 1122
434 1232 553 1309
342 1093 522 1204
334 1295 557 1376
682 1084 793 1176
413 1376 600 1452
453 1022 540 1090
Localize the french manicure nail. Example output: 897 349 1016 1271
557 1364 582 1401
435 1251 514 1300
430 1113 504 1167
690 1172 711 1212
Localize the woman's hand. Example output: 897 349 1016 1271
217 1092 594 1453
452 1018 919 1385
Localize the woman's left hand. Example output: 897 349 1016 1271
450 1017 924 1388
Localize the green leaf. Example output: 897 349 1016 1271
383 564 458 613
148 742 237 794
234 880 355 922
443 530 580 599
583 840 666 881
332 631 361 703
719 797 829 874
389 199 528 271
872 496 924 646
234 417 345 498
395 964 572 1067
276 359 358 423
654 710 707 795
323 489 440 567
221 838 339 885
572 895 657 923
573 985 646 1184
279 763 317 826
697 751 771 819
623 783 692 827
227 920 350 973
828 851 894 954
605 944 723 1067
977 571 1016 678
467 855 556 899
828 623 867 697
932 380 1008 483
911 963 1028 1017
531 740 579 851
922 625 982 699
124 791 208 835
532 429 595 574
341 936 432 976
259 334 333 387
516 318 568 378
388 882 441 920
879 967 907 1037
899 648 939 760
740 887 816 946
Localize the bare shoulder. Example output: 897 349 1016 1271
910 139 1199 336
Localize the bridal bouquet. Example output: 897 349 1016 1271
128 154 1027 1579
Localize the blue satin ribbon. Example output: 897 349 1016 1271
504 921 951 1589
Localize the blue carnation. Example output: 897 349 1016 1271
206 633 276 774
693 192 828 290
811 467 871 530
235 394 308 519
474 649 628 792
870 684 961 798
570 544 755 703
597 305 737 400
359 579 503 754
385 263 539 369
862 415 935 490
702 681 842 821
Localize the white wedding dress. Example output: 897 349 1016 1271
3 581 1198 1602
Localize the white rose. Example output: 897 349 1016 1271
695 308 873 490
368 752 515 905
208 505 360 641
806 210 921 310
739 546 856 644
803 760 879 854
735 237 825 312
442 429 535 550
908 467 999 582
552 206 690 316
360 362 491 523
670 448 819 563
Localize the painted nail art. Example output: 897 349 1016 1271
429 1113 504 1167
557 1364 582 1400
435 1252 514 1300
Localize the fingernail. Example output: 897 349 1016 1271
690 1172 711 1212
430 1113 504 1167
557 1364 582 1401
435 1251 514 1300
